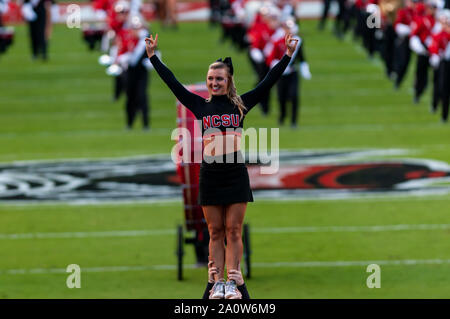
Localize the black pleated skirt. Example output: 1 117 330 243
198 151 254 206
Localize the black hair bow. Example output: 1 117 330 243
216 57 234 75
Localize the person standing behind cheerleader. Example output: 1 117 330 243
0 0 8 26
428 9 450 122
409 0 437 103
429 9 447 113
266 18 311 128
155 0 177 28
393 0 415 89
21 0 53 61
107 1 130 101
247 5 279 116
116 15 152 130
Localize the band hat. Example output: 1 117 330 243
282 17 299 34
130 15 146 29
426 0 438 8
114 0 130 13
442 9 450 23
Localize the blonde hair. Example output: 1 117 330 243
206 62 247 119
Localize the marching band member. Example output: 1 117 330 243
116 14 152 130
409 0 437 103
109 0 130 101
379 0 402 80
393 0 415 89
247 4 279 116
428 9 450 121
22 0 53 61
266 17 311 127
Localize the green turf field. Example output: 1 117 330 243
0 20 449 299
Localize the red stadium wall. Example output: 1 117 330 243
2 0 328 24
2 1 209 24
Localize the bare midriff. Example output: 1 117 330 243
203 133 241 156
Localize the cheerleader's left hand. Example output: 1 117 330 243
285 33 298 57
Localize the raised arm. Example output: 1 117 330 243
145 35 203 116
241 34 298 113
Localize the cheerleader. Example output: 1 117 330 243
145 32 298 299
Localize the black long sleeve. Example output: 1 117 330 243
296 43 305 63
149 54 204 118
241 54 291 113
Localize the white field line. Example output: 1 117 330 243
1 223 450 240
0 122 446 139
2 259 450 275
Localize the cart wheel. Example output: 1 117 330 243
176 224 184 281
243 223 251 279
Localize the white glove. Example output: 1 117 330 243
445 43 450 60
300 62 311 80
395 24 411 37
250 48 264 63
429 54 440 68
117 53 130 69
21 3 37 22
106 64 123 76
410 36 427 55
270 59 280 69
142 58 154 70
94 9 107 21
98 54 113 66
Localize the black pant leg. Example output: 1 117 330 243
29 21 39 58
37 17 47 59
114 72 127 101
136 65 149 128
277 77 288 124
319 0 332 29
382 24 396 78
127 64 150 129
335 0 346 36
394 37 411 87
441 61 450 122
257 62 270 115
288 72 300 125
362 12 376 57
125 70 137 128
432 64 442 111
415 54 429 101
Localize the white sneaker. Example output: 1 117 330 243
225 280 242 299
209 280 225 299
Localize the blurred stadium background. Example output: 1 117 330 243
0 0 449 299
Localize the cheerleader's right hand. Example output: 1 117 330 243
145 34 158 58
